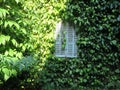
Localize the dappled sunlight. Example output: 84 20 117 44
0 0 120 89
55 21 62 40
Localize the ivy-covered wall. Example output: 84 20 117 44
40 0 120 89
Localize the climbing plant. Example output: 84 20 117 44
0 0 120 89
39 0 120 89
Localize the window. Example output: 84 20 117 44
55 21 77 57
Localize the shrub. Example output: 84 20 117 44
0 55 38 89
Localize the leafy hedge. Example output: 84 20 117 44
39 0 120 89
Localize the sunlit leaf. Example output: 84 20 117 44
2 68 10 81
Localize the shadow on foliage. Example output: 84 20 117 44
38 0 120 90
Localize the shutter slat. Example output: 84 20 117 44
55 44 61 55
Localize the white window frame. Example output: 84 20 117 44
55 21 77 57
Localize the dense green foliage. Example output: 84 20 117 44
39 0 120 89
0 55 38 89
0 0 120 89
0 0 40 89
68 0 120 88
0 0 67 89
0 0 34 58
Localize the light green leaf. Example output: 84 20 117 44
11 39 18 47
11 69 17 76
14 22 20 29
4 51 9 56
4 21 20 29
8 49 14 56
6 36 10 41
21 28 27 34
0 35 5 45
2 68 10 81
4 74 9 81
15 0 19 3
0 8 9 18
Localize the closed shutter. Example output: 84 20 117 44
66 24 77 57
55 22 65 57
55 22 77 57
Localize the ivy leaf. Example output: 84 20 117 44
115 69 120 73
111 40 117 45
117 15 120 21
